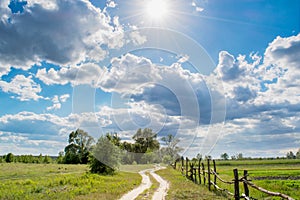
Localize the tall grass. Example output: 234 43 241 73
0 163 141 200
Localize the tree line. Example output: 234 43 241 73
219 150 300 160
0 128 182 175
0 153 52 164
60 128 182 174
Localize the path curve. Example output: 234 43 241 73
150 166 169 200
119 166 169 200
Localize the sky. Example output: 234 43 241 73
0 0 299 158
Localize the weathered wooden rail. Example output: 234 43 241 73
173 157 295 200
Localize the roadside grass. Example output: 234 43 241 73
156 167 227 200
0 163 141 200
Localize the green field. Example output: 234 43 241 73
0 163 141 200
175 159 300 199
1 160 299 200
215 159 300 199
157 167 226 200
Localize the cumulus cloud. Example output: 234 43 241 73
106 0 117 8
0 111 112 138
46 94 69 111
36 63 103 86
259 33 300 104
0 0 124 77
98 54 160 94
60 94 70 102
47 95 61 111
0 75 43 101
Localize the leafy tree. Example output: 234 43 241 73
133 128 160 153
286 151 296 159
221 153 229 160
160 134 182 164
131 128 160 163
237 153 243 160
296 149 300 159
43 155 52 164
5 153 14 163
56 151 65 164
38 154 43 163
106 133 121 146
64 129 94 164
89 136 121 174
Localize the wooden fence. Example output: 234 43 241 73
172 157 294 200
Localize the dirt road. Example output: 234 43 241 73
119 166 169 200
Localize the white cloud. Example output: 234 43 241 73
258 33 300 104
47 95 61 111
107 0 117 8
60 94 70 102
0 111 112 138
36 63 103 86
191 1 204 12
0 75 43 101
0 0 124 77
129 30 147 46
98 54 160 94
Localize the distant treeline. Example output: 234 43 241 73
0 153 54 164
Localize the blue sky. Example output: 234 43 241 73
0 0 299 158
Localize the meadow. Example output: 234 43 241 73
1 160 299 200
0 163 142 200
215 159 300 199
171 159 300 199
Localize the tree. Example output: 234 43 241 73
160 134 182 164
286 151 296 159
296 149 300 159
237 153 243 160
221 153 229 160
133 128 160 153
89 136 121 174
5 153 14 163
57 151 64 164
106 132 121 147
64 129 94 164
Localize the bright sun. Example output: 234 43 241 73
146 0 169 21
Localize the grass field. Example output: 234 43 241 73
175 159 300 199
156 167 226 200
0 163 141 200
215 159 300 199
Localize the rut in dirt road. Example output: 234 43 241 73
119 166 169 200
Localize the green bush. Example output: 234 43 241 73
89 136 121 174
5 153 14 163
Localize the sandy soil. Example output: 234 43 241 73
119 166 169 200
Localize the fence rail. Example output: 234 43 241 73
173 157 295 200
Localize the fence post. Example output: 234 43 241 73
186 157 189 178
207 159 211 191
202 162 206 185
194 167 197 183
181 156 184 174
233 168 240 200
243 170 249 197
213 159 217 189
198 158 201 184
174 160 177 169
190 163 194 181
